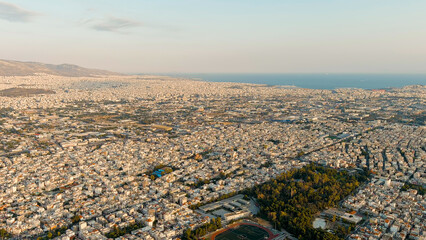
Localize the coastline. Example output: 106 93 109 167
145 73 426 90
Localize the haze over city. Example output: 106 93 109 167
0 1 425 240
1 0 426 73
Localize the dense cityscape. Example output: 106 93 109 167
0 75 424 240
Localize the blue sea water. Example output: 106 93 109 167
167 73 426 90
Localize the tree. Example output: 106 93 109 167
216 217 222 228
181 217 222 239
0 229 11 239
71 215 81 224
184 229 192 239
105 222 145 238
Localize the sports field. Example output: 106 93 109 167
214 224 271 240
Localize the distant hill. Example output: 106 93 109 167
0 59 121 77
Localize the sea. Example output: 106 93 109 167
163 73 426 90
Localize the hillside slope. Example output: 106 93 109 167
0 59 121 77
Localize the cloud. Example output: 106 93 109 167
0 1 38 22
90 17 141 33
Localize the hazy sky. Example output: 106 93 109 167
1 0 425 73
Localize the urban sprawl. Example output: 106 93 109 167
0 75 424 240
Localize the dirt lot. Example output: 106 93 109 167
0 87 55 97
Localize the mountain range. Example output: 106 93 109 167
0 59 120 77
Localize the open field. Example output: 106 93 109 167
212 223 275 240
0 87 55 97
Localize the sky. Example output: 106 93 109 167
0 0 426 74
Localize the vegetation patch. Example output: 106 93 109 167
0 228 11 239
147 164 174 180
182 217 222 240
401 183 425 195
105 221 145 238
248 163 370 240
35 226 68 240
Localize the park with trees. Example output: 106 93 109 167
249 163 369 240
183 163 369 239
